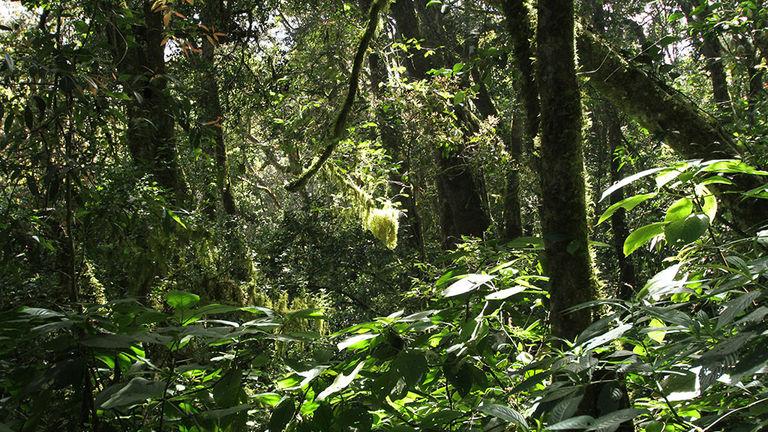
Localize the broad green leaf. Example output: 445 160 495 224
267 397 296 432
393 350 428 387
695 184 718 221
213 370 242 408
337 333 378 351
253 393 282 407
287 308 326 320
640 264 683 301
548 415 596 430
600 167 664 202
485 285 526 300
478 403 528 429
624 222 667 256
702 160 768 176
647 318 666 343
582 323 632 351
661 370 699 402
20 307 64 318
664 198 693 222
598 193 657 225
664 214 709 245
442 274 494 297
166 291 200 310
587 408 646 431
316 361 365 400
100 377 165 409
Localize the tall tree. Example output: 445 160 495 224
390 0 489 248
536 0 594 342
106 0 186 202
678 0 731 111
196 0 237 216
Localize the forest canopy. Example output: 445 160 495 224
1 0 767 431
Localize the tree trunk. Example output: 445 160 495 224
605 108 638 300
198 0 237 216
107 0 186 202
368 50 426 255
576 28 768 229
500 0 539 138
678 0 731 110
537 0 594 342
472 71 523 240
390 0 490 248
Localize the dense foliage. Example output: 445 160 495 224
1 0 767 431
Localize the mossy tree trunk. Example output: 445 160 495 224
537 0 594 342
107 0 186 203
390 0 489 248
197 0 237 216
577 28 768 229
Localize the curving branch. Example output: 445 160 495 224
285 0 390 192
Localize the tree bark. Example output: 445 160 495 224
678 0 731 110
198 0 237 216
605 108 638 300
390 0 490 248
576 28 768 229
109 0 186 202
368 50 426 255
537 0 594 342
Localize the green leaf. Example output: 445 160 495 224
664 214 709 245
316 361 365 400
702 159 768 176
664 197 693 222
647 318 666 343
598 193 656 225
442 274 494 297
624 222 667 256
166 209 187 229
166 291 200 310
267 397 296 432
587 408 646 431
100 377 165 409
582 323 632 351
600 168 664 202
253 393 282 407
640 264 684 300
478 403 528 429
287 308 325 319
393 350 428 387
548 415 596 430
213 370 242 408
667 11 684 22
337 333 378 351
485 285 526 300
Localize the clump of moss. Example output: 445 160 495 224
364 204 399 250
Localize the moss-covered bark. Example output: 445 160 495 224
390 0 490 247
577 29 768 229
368 50 426 255
107 0 186 202
537 0 594 342
197 0 237 216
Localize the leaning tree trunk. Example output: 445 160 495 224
577 28 768 229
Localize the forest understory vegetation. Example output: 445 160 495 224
1 0 768 431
